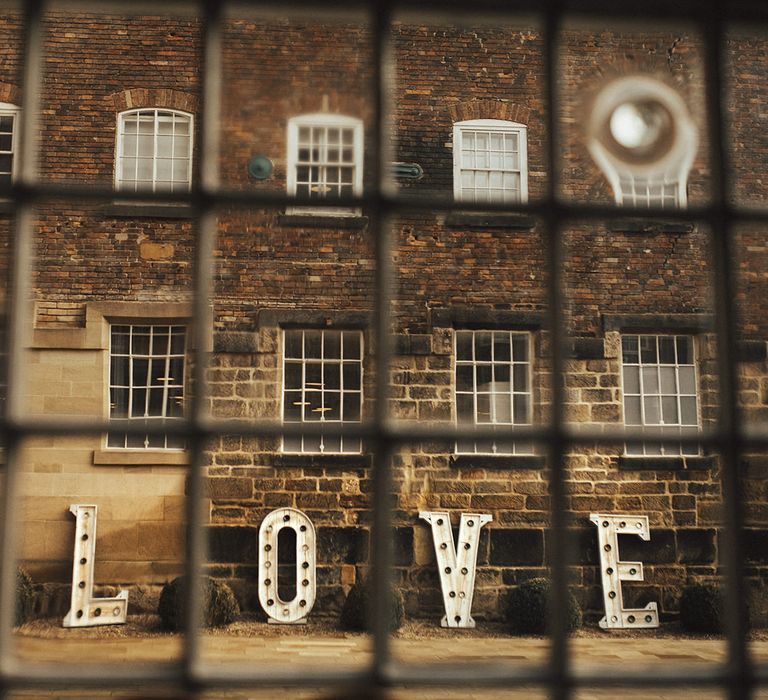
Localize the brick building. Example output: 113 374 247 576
1 10 767 623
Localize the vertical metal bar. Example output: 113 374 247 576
370 0 394 685
542 2 570 699
182 0 221 692
0 0 43 690
701 3 752 699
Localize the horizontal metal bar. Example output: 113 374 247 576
29 0 768 24
2 181 768 223
2 659 757 690
4 415 767 447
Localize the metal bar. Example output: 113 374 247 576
180 0 223 693
542 4 571 699
8 180 768 223
0 0 43 693
369 0 396 683
700 3 753 700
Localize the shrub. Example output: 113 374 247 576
158 576 239 631
339 578 404 632
680 583 724 634
15 568 34 626
506 578 581 634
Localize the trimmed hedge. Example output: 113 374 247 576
680 583 724 634
339 578 404 632
506 578 581 634
158 576 239 631
16 568 34 626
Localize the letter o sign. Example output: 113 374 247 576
258 507 316 624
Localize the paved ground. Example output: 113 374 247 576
7 626 768 699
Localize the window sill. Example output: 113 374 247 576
445 212 536 229
609 219 694 234
450 454 545 469
618 456 714 471
0 198 15 215
274 454 372 469
93 449 188 466
278 214 368 229
100 203 194 219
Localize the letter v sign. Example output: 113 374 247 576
419 511 492 628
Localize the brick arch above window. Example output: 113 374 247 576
448 100 530 125
107 88 198 114
0 83 21 106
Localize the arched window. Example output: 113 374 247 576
286 113 363 215
115 108 193 192
453 118 528 204
0 102 20 187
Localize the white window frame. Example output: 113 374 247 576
107 323 187 450
0 102 20 187
620 333 700 456
286 113 364 216
613 172 686 209
281 329 364 455
454 330 533 456
453 118 528 204
114 108 193 193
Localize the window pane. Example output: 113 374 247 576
324 332 341 359
641 367 659 394
622 335 639 363
512 364 528 391
513 394 529 423
676 336 693 364
624 396 642 424
456 365 474 391
659 366 677 394
623 366 640 394
661 396 678 424
342 394 360 422
511 334 528 361
343 332 361 359
640 335 657 363
679 366 696 395
305 331 322 358
456 332 473 360
643 396 660 424
343 363 360 389
457 394 474 423
680 396 698 425
658 336 676 363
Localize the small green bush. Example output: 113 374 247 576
158 576 239 631
339 578 404 632
506 578 581 634
680 583 724 634
15 568 34 626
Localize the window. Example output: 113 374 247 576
453 119 528 204
107 324 186 449
621 334 699 456
282 329 363 454
286 113 363 215
0 103 19 187
455 330 532 455
115 109 193 192
614 174 685 208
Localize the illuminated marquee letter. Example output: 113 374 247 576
590 513 659 629
62 504 128 628
419 511 492 628
258 507 316 624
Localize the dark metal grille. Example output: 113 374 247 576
0 0 766 698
